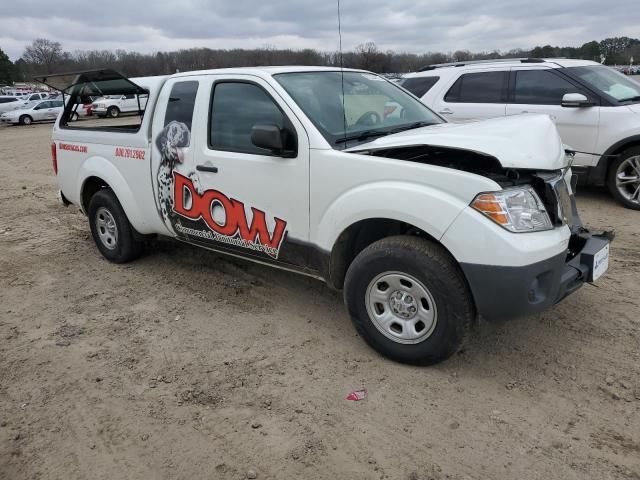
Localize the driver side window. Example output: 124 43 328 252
209 81 293 155
513 70 580 105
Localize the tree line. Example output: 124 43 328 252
1 36 639 85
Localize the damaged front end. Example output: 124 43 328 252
355 142 612 320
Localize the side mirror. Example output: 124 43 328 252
251 124 285 154
562 93 592 108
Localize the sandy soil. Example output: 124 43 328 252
1 121 639 480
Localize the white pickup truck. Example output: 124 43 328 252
40 67 610 365
91 92 148 118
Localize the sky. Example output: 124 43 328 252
1 0 638 60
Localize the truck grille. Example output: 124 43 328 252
532 171 577 228
553 176 575 227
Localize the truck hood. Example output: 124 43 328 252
346 114 567 170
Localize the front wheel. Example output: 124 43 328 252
607 147 640 210
344 236 474 365
107 106 120 118
19 115 33 126
88 189 142 263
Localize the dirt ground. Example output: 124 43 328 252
0 121 639 480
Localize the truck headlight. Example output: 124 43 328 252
471 186 553 233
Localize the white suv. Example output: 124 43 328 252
401 59 640 209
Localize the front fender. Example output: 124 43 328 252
76 156 150 233
314 181 471 253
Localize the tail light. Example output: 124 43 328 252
51 142 58 175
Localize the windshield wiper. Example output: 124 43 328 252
618 95 640 102
335 130 391 145
389 121 434 134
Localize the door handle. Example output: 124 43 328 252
439 108 453 115
196 165 218 173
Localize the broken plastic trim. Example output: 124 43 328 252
353 144 506 177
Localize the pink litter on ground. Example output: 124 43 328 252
346 389 367 401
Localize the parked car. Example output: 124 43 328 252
41 67 610 365
91 93 148 118
22 92 49 103
0 96 22 114
401 58 640 209
0 99 64 125
80 96 98 116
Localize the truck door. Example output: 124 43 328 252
151 74 310 268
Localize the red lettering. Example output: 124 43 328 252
114 147 146 160
59 143 87 153
173 171 197 218
201 190 238 237
233 201 288 250
172 172 287 254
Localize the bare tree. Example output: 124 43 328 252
15 35 640 79
22 38 63 73
355 42 380 70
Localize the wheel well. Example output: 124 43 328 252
592 138 640 185
328 218 439 289
81 176 111 213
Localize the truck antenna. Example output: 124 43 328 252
337 0 347 144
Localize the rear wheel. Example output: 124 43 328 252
607 147 640 210
107 106 120 118
88 189 142 263
19 115 33 126
344 236 474 365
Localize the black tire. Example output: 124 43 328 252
88 189 142 263
19 115 33 126
344 236 474 365
107 106 120 118
607 147 640 210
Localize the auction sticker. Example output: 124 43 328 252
592 243 610 282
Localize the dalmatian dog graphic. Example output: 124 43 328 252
155 120 201 226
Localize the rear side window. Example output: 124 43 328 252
209 82 288 155
401 76 440 97
164 81 199 132
0 98 17 104
514 70 579 105
445 71 506 103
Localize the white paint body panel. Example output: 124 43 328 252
346 114 567 170
52 66 574 276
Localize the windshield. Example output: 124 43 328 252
274 71 443 148
567 65 640 103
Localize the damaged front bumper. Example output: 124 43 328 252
460 230 611 321
460 169 612 322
